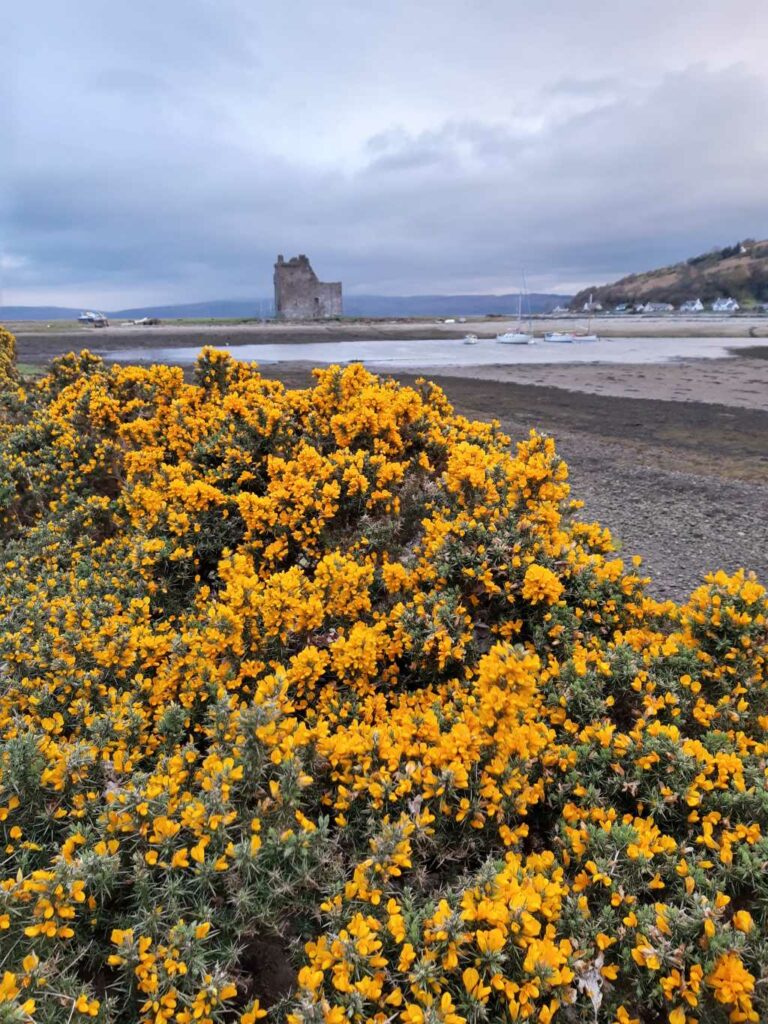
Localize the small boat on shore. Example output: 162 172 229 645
496 331 535 345
544 331 598 343
463 333 479 345
545 307 599 343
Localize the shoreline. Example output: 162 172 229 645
408 353 768 411
9 312 768 364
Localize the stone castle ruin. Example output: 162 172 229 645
273 254 342 320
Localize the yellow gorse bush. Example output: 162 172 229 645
0 327 19 390
0 337 765 1024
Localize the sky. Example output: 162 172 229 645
4 0 768 307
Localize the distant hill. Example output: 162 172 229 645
571 239 768 309
113 300 270 320
1 293 570 323
0 301 270 322
0 306 85 321
341 293 569 317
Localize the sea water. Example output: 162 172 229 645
104 335 757 369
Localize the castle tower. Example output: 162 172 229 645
273 254 342 320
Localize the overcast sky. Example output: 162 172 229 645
5 0 768 306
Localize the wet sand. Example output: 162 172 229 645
422 356 768 411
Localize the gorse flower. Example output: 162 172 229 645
522 563 565 605
0 335 765 1023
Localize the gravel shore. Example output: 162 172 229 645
425 354 768 411
541 432 767 602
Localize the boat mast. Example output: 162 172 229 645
522 269 532 334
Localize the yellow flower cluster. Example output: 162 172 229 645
522 563 564 605
0 339 765 1024
0 326 18 389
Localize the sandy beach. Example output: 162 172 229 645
421 353 768 411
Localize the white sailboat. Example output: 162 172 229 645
543 331 598 343
544 326 599 343
544 295 599 343
496 329 534 345
544 325 598 344
496 275 535 344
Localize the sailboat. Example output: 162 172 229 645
496 274 535 344
496 328 534 345
544 325 599 343
545 295 599 343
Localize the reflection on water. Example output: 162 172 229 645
105 336 753 368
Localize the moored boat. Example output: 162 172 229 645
463 334 479 345
544 331 599 343
496 270 536 345
496 331 534 344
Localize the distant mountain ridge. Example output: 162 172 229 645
340 293 569 317
1 292 570 322
0 306 88 321
571 239 768 309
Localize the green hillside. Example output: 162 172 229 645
572 239 768 309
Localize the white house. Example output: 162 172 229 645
712 297 740 313
680 299 704 313
638 302 675 313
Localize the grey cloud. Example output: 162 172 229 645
5 2 768 305
544 77 622 98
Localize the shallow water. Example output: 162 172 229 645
105 335 756 368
